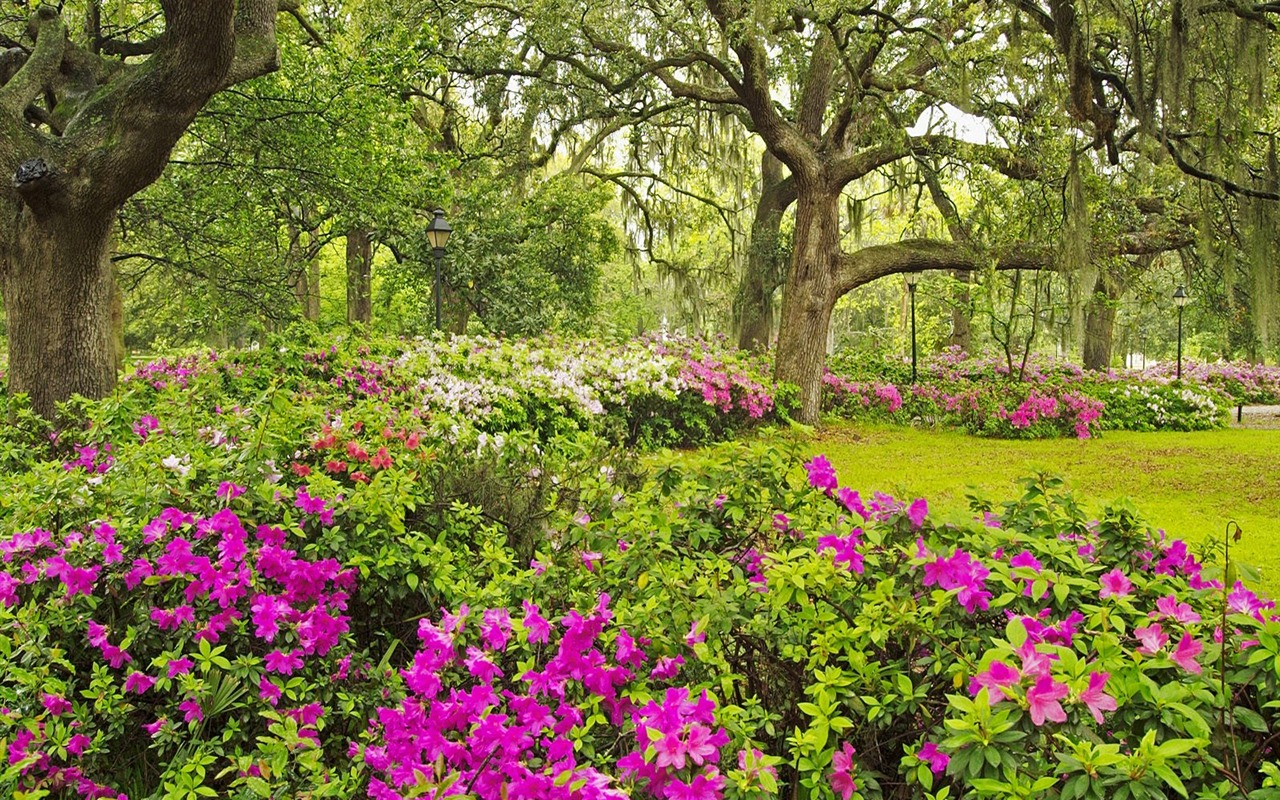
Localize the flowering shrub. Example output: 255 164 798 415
0 501 364 798
823 349 1232 437
1141 360 1280 405
355 598 737 800
0 334 1275 799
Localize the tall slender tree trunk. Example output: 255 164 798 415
3 208 117 418
735 153 791 351
293 259 321 321
1082 273 1121 370
346 228 372 325
774 184 841 423
949 269 973 351
307 259 320 320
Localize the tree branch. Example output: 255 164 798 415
0 7 64 117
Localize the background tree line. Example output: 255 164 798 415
0 0 1276 420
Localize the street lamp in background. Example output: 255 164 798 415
1172 285 1189 380
904 271 922 383
426 209 453 331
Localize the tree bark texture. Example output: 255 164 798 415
773 185 841 423
346 228 372 325
3 210 116 416
734 153 792 351
1082 273 1123 370
0 3 284 418
949 269 973 352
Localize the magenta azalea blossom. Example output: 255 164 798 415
1098 568 1133 598
481 608 511 651
42 693 72 716
1077 671 1118 723
835 487 870 520
969 660 1020 703
123 672 156 694
258 676 283 706
264 648 304 675
917 742 950 774
829 742 857 800
178 698 203 724
521 600 551 644
1171 633 1203 674
1134 623 1168 655
817 531 865 574
805 455 838 493
906 498 928 528
167 657 194 678
1155 595 1201 624
1026 675 1069 726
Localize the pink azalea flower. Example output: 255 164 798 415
166 657 193 678
906 498 928 528
142 718 167 736
258 676 282 706
805 455 838 493
654 731 689 769
1155 595 1201 624
481 608 511 651
650 655 684 680
835 487 870 520
178 698 203 724
1134 623 1168 655
264 649 304 675
685 620 706 647
1026 675 1069 726
522 601 551 644
1171 633 1203 674
42 693 72 716
581 551 602 572
1077 671 1118 723
969 660 1021 703
829 742 857 800
124 672 156 694
917 742 949 774
66 733 91 756
1098 568 1132 599
216 481 245 500
818 530 865 574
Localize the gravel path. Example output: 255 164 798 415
1231 405 1280 429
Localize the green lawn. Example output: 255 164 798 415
810 422 1280 592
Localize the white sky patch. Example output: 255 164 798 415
907 103 1003 146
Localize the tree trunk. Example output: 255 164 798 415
1082 274 1120 370
949 269 973 352
3 209 117 418
346 228 372 325
293 258 321 321
109 267 125 371
774 185 841 424
307 259 320 320
735 153 791 351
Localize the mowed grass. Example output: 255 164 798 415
810 422 1280 592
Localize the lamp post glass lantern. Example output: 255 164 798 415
1172 285 1189 380
905 272 921 383
426 209 453 331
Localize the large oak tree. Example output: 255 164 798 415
0 1 289 417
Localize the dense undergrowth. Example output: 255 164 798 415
822 349 1280 438
1 334 1278 800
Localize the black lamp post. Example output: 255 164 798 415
1172 285 1189 380
426 209 453 331
905 271 921 383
